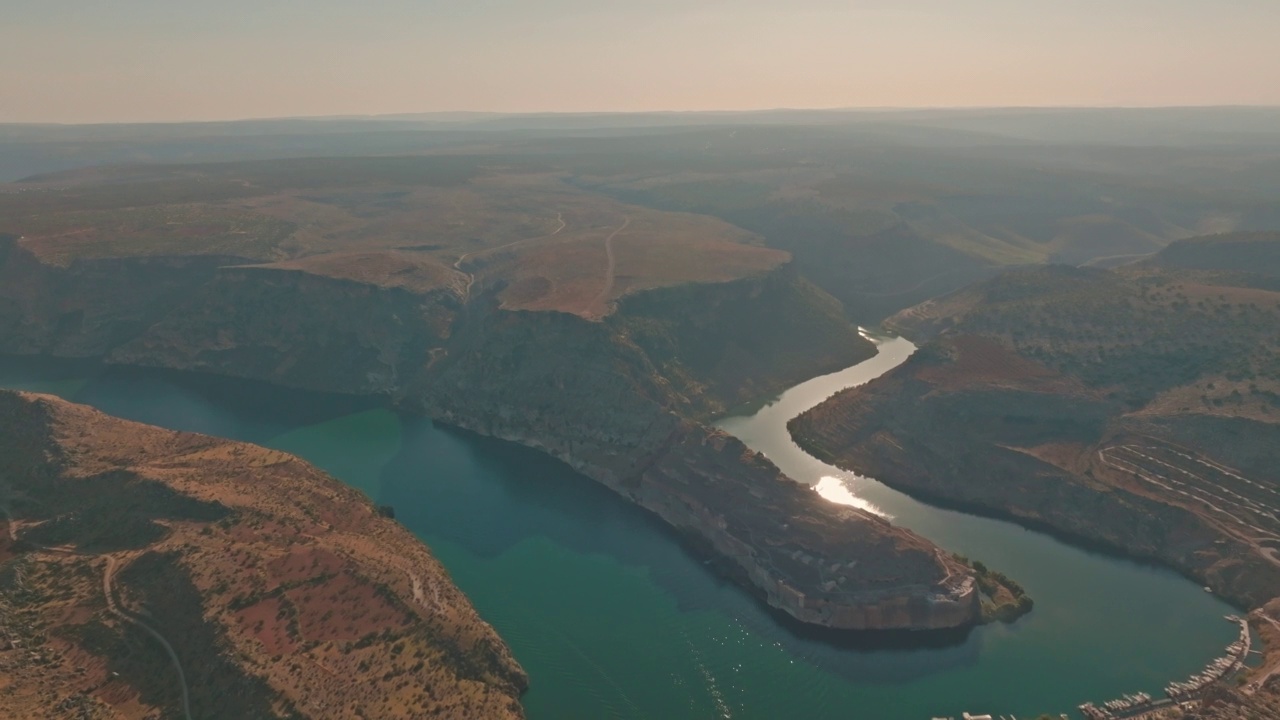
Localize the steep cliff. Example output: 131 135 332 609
0 234 250 357
0 390 527 720
111 252 465 395
610 265 875 416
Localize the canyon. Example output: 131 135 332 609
0 160 984 632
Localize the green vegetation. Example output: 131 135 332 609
1157 232 1280 278
613 268 872 415
919 253 1280 408
955 555 1035 624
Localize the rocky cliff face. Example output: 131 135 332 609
0 390 527 720
631 427 979 630
0 234 247 357
0 242 981 631
824 247 1280 611
112 261 463 395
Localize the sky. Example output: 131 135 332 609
3 0 1279 124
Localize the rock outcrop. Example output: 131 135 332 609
791 356 1280 609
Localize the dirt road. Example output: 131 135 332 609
586 216 630 317
453 211 567 300
103 555 193 720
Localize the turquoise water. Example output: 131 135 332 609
0 347 1238 720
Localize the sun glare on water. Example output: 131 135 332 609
814 476 890 519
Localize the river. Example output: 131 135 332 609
0 337 1237 719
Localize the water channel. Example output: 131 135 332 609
0 336 1236 719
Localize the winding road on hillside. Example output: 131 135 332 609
2 497 193 719
453 211 567 301
103 554 193 720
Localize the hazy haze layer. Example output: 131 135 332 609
4 0 1280 123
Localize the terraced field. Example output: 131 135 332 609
1099 439 1280 561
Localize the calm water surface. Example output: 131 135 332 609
0 341 1237 719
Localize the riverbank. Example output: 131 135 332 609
716 335 1240 717
2 347 1241 719
786 333 1280 612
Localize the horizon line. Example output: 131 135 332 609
6 104 1280 128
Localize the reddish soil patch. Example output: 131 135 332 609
52 604 98 628
0 390 527 719
492 212 783 318
58 640 113 690
265 547 346 590
501 275 554 307
286 571 411 644
95 675 145 708
1009 442 1090 473
236 595 300 657
314 504 370 533
251 251 461 294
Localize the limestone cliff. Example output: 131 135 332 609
832 244 1280 610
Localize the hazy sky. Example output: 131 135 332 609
3 0 1279 123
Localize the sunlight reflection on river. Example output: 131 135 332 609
814 476 891 519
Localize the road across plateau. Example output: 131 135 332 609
585 216 630 318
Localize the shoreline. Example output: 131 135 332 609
0 349 981 634
3 345 1243 617
788 425 1249 609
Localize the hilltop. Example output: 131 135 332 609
0 390 526 719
